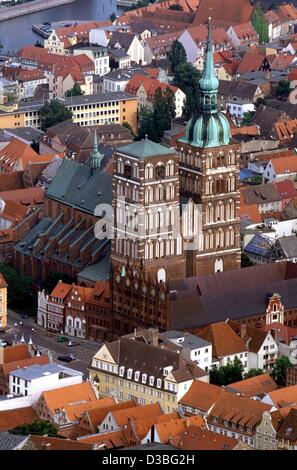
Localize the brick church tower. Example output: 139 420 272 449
111 138 186 282
177 18 241 276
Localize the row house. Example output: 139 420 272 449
108 32 145 66
15 69 48 101
207 392 273 448
37 280 111 340
70 45 110 76
143 31 180 65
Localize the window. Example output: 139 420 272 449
142 373 147 384
119 366 125 377
157 378 162 388
135 371 140 381
149 375 155 386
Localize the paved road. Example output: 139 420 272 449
2 310 101 378
0 0 75 21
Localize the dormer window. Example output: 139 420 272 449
149 376 155 386
127 368 133 380
157 378 162 388
135 371 140 381
119 366 125 377
142 373 147 384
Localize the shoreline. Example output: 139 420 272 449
0 0 76 22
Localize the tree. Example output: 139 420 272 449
174 62 201 118
110 12 117 22
138 87 175 142
169 40 187 72
271 355 293 386
138 106 156 141
34 40 43 48
241 111 255 127
241 252 255 268
40 272 74 294
249 175 263 185
276 80 291 100
153 87 176 142
122 121 135 138
12 420 58 437
244 368 263 379
0 263 34 313
210 358 244 386
39 99 72 131
65 83 83 97
251 4 269 44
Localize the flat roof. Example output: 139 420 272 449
9 363 82 381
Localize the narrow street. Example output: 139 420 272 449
2 310 101 378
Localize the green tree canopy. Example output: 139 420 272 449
241 252 255 268
173 62 201 118
138 87 176 142
210 357 244 386
12 420 58 437
241 111 255 127
271 355 293 386
122 121 135 138
251 4 269 44
0 263 34 312
39 99 72 131
244 368 264 379
276 80 291 100
169 40 187 72
65 83 83 97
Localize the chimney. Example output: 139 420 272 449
41 442 51 450
239 324 247 339
151 328 159 347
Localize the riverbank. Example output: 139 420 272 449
0 0 76 22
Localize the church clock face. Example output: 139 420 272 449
156 165 165 179
124 163 132 179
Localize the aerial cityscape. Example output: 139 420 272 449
1 0 297 456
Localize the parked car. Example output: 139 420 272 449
0 339 7 347
67 341 79 347
57 354 75 362
57 336 68 343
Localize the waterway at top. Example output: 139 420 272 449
0 0 119 53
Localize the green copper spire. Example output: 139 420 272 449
89 129 103 169
178 17 231 149
199 17 219 113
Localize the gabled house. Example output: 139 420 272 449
263 156 297 183
143 31 181 65
227 22 258 48
265 10 282 41
16 69 48 101
236 53 271 75
228 374 278 400
277 408 297 450
256 410 283 450
218 80 263 121
108 32 145 65
178 380 223 417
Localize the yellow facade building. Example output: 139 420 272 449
0 273 8 329
89 336 208 414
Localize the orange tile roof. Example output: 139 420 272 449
85 399 135 430
16 69 46 82
173 424 239 450
0 187 44 206
267 384 297 409
198 322 247 358
112 402 163 427
49 281 72 300
85 280 111 308
271 54 296 70
2 344 30 364
0 171 24 192
274 119 297 140
236 52 267 74
187 24 230 46
78 430 126 448
155 415 204 443
0 407 38 432
240 203 262 224
229 374 278 398
232 21 258 40
279 3 297 21
261 322 297 345
194 0 254 27
41 382 98 421
1 200 28 224
232 125 260 136
126 74 180 101
270 155 297 174
274 180 297 200
179 380 223 412
0 138 39 171
31 435 95 450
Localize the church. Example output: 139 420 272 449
111 19 241 335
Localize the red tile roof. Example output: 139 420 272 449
0 187 44 206
173 425 239 450
236 53 267 74
198 321 247 357
2 344 31 363
229 374 278 398
16 69 46 82
270 155 297 174
274 180 297 200
179 380 223 412
0 407 38 432
194 0 254 27
231 21 258 41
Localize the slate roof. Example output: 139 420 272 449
169 262 297 329
45 159 112 214
242 183 281 205
117 138 175 159
277 235 297 259
218 80 259 100
277 408 297 441
109 32 136 51
0 432 28 450
244 234 275 257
